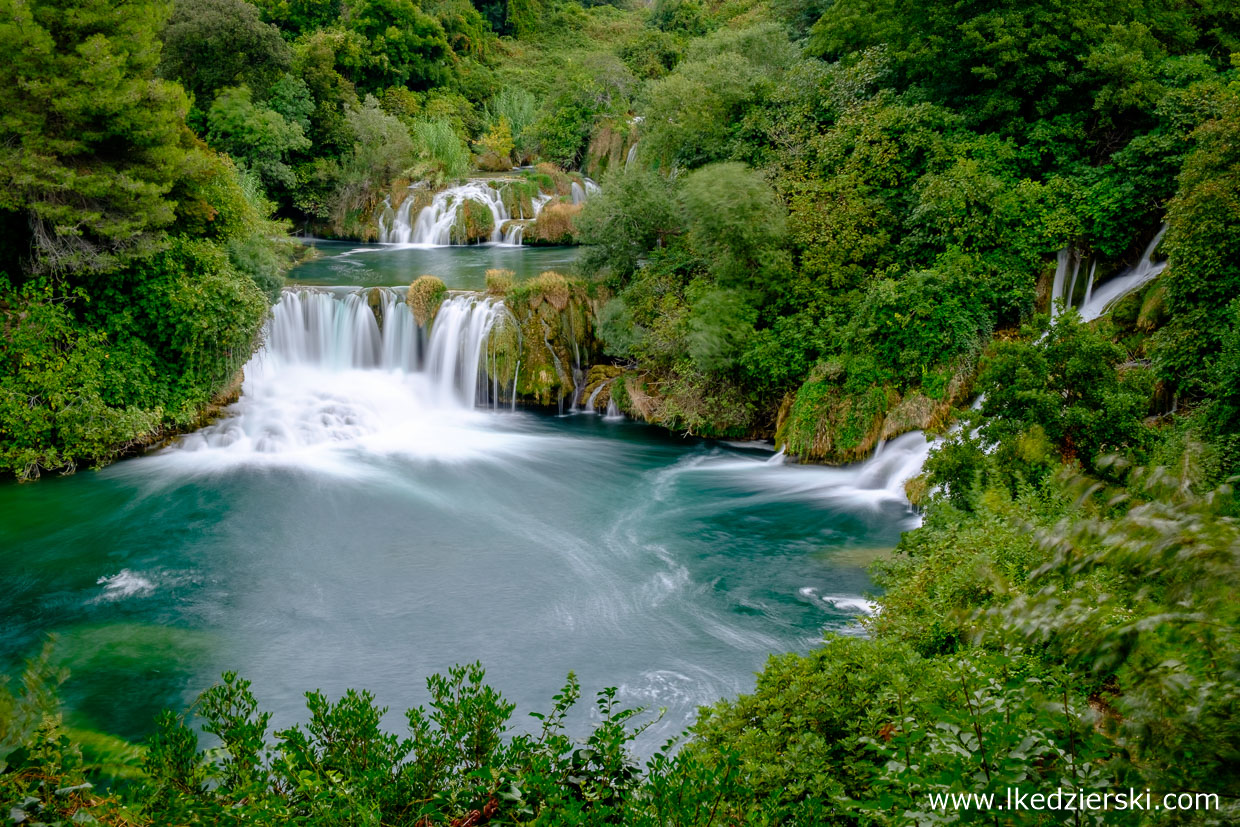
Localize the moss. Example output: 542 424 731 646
1137 282 1168 331
582 364 624 411
497 178 541 218
482 272 596 406
510 270 576 312
366 287 385 328
392 184 433 215
406 275 447 326
485 311 522 391
904 474 930 507
526 202 583 245
450 199 495 244
604 369 754 437
776 374 897 463
485 268 516 295
584 119 638 180
534 162 574 196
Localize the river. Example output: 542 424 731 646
0 242 927 749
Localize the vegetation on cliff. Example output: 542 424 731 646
0 0 293 479
577 0 1240 469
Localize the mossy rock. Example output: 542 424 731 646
534 162 575 196
904 474 930 507
582 365 624 411
450 199 495 244
366 287 385 329
498 178 541 218
526 202 583 246
584 119 639 180
407 275 447 326
776 374 897 463
485 268 516 295
509 270 577 312
483 273 596 406
485 312 522 389
1137 282 1168 331
392 184 433 215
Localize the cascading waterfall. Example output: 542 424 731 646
501 193 553 245
1078 227 1167 321
379 182 513 246
261 288 502 393
169 288 518 462
378 178 596 246
1051 226 1168 320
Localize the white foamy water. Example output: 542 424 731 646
96 570 155 601
154 289 554 474
675 431 931 510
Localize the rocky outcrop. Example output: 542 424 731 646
484 271 594 407
774 362 973 464
407 276 447 326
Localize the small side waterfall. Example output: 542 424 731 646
1051 226 1167 321
1078 227 1168 322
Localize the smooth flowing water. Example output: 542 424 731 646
0 243 926 749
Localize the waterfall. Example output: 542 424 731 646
166 287 518 462
378 179 592 246
251 287 510 407
500 193 553 245
1050 247 1080 318
584 380 610 413
626 143 639 169
1052 227 1167 321
1078 227 1168 322
378 182 511 246
423 295 507 407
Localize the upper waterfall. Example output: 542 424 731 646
377 176 595 247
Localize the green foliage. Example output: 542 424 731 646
484 86 539 160
348 0 452 93
979 312 1154 473
0 0 286 478
577 166 681 278
207 85 312 191
254 0 344 36
1152 76 1240 400
161 0 292 106
0 0 192 273
410 117 472 181
686 287 755 372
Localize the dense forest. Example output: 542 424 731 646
2 0 1240 822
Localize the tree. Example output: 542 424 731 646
252 0 345 36
577 167 681 279
0 0 192 274
346 0 452 93
1152 75 1240 399
681 162 787 290
161 0 292 105
207 86 312 192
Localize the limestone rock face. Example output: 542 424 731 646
483 272 595 407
